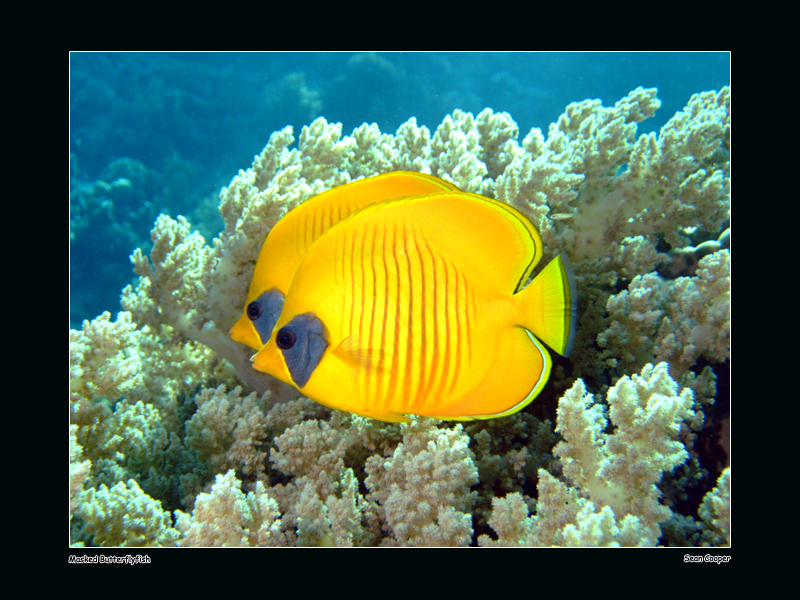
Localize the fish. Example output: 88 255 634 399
229 171 461 350
250 191 578 422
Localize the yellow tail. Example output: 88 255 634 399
515 253 578 357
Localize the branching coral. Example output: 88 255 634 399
556 362 696 533
69 310 244 523
184 385 270 476
76 479 180 547
598 249 730 378
365 419 479 546
495 88 663 256
70 425 91 523
175 470 283 547
545 87 728 263
69 310 233 419
480 363 697 546
698 467 731 546
70 311 142 404
265 417 382 546
121 215 274 394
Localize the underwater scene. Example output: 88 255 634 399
69 52 730 547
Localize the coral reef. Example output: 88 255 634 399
70 86 730 546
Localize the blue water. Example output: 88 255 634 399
69 52 730 328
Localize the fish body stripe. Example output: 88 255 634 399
402 226 415 409
388 223 402 403
358 226 367 359
435 256 450 402
377 224 391 403
365 224 379 395
419 238 440 406
449 260 462 396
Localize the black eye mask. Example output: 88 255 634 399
275 313 328 388
245 288 285 345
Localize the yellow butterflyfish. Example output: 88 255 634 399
251 191 578 422
230 171 461 350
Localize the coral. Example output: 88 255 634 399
76 479 180 547
479 473 650 547
466 412 557 533
698 467 731 546
430 109 489 193
69 425 91 522
598 249 730 377
89 399 170 479
265 417 382 546
555 363 696 542
496 87 664 257
547 87 728 262
270 419 347 497
69 310 230 418
365 419 479 546
184 385 270 477
125 323 232 411
121 215 265 392
72 394 197 514
175 470 283 546
662 249 730 366
70 311 142 404
625 89 730 248
264 396 333 435
69 311 244 514
71 86 730 547
275 465 378 547
480 363 697 546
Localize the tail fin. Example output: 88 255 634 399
515 253 578 357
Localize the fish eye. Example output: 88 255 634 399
246 301 263 321
276 328 297 350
